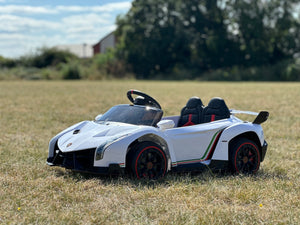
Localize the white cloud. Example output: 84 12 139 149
0 2 131 15
93 2 132 12
0 26 115 58
59 13 117 44
66 24 116 42
0 5 57 14
62 13 111 27
0 12 117 57
0 1 132 58
56 2 131 13
0 34 42 57
0 14 60 32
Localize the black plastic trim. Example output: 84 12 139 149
261 140 268 162
208 160 229 171
172 160 229 173
47 149 126 175
172 162 208 173
253 111 269 124
72 165 125 175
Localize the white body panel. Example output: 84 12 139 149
163 119 231 164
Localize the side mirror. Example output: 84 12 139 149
157 120 175 131
95 114 103 121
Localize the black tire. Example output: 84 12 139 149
229 138 260 174
130 141 167 179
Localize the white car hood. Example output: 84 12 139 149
57 121 139 152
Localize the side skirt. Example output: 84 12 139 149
208 160 229 172
171 160 229 173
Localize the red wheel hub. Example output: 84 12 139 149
147 162 153 169
243 156 248 164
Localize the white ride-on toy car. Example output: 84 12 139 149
47 90 269 179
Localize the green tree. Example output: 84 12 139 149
227 0 300 66
180 0 241 70
30 47 77 68
0 56 16 68
116 0 191 78
116 0 300 79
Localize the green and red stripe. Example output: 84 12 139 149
119 163 125 168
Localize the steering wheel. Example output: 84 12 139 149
127 89 162 109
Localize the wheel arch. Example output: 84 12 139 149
125 134 171 171
228 131 262 162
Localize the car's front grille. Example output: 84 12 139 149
53 148 96 171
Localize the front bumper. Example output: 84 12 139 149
261 140 268 162
47 149 124 175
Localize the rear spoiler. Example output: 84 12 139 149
230 110 269 124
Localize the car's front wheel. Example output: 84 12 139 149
130 141 167 179
229 138 261 174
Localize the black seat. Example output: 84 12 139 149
178 97 204 127
202 97 230 123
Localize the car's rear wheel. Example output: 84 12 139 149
229 138 260 174
130 141 167 179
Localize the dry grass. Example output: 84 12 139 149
0 81 299 224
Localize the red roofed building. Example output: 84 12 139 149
93 32 117 55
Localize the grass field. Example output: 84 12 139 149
0 81 299 224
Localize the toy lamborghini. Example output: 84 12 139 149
47 90 269 179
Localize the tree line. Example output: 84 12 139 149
1 0 299 81
115 0 300 80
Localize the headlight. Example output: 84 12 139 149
95 134 130 160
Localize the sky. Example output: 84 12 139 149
0 0 133 58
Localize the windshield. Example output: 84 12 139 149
96 105 163 126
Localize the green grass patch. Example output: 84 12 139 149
0 81 299 224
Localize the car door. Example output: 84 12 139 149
164 121 230 165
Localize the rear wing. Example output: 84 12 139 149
230 110 269 124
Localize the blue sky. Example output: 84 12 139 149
0 0 132 58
